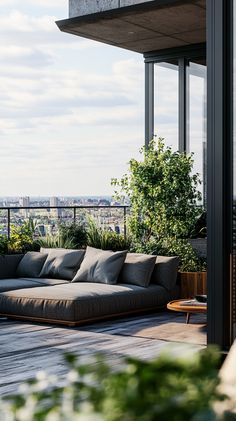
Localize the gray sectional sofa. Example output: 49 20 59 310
0 247 179 326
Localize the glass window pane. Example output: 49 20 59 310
187 61 207 206
154 62 178 150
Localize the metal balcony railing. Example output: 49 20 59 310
0 206 129 240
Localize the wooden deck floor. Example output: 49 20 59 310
0 311 207 396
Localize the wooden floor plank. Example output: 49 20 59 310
0 311 206 396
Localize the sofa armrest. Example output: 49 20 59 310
0 254 24 279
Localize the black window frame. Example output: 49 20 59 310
144 43 206 149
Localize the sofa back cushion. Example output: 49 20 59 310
72 246 127 285
0 254 24 279
16 252 48 278
39 248 85 280
151 256 179 291
118 253 156 288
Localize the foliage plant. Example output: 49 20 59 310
59 222 87 249
37 222 88 250
112 138 204 271
134 236 206 272
1 347 233 421
86 218 131 251
7 219 39 253
36 219 130 252
189 211 207 239
0 235 8 255
36 234 75 250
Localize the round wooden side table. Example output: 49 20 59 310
167 299 207 324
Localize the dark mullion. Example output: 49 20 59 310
226 0 234 344
178 58 187 153
144 43 206 63
145 62 154 147
207 0 233 349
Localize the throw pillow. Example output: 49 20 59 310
118 253 156 287
72 246 127 285
39 249 85 280
151 256 179 291
16 252 48 278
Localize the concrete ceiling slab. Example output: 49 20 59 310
195 0 206 8
122 3 205 35
70 17 162 44
175 29 206 44
121 35 189 53
57 0 206 54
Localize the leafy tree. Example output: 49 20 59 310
112 139 204 270
112 138 201 246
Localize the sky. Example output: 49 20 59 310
0 0 144 197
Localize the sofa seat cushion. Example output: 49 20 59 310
0 278 69 293
0 283 171 323
28 278 70 286
0 278 44 293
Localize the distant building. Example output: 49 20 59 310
98 199 110 206
50 197 62 218
19 196 30 218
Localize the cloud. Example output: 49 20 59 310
0 0 66 9
0 10 56 32
0 10 84 52
0 46 53 68
0 57 144 133
0 2 145 196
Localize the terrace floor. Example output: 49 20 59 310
0 311 206 396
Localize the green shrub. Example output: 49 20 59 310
0 235 8 255
36 223 87 250
1 347 231 421
59 222 87 248
133 237 206 272
36 234 75 250
86 218 131 251
7 219 38 253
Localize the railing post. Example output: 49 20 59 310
124 206 127 239
7 209 10 240
73 207 76 223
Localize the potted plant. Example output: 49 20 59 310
112 138 206 298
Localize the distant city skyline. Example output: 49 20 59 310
0 194 127 238
0 0 144 196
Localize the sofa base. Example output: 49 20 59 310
0 305 167 327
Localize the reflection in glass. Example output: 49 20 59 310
187 61 207 207
154 62 178 150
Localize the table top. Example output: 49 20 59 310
167 299 207 313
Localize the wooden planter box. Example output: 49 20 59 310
179 271 207 299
